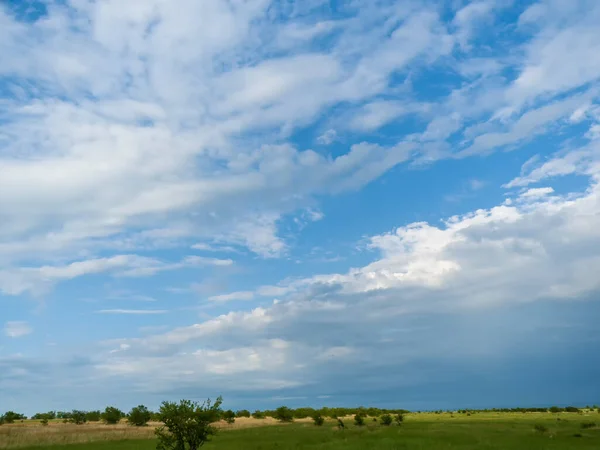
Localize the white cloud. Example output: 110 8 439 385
0 254 232 296
4 321 33 338
208 291 255 303
95 310 168 315
317 129 337 145
505 141 600 188
91 152 600 392
518 187 555 199
0 0 452 278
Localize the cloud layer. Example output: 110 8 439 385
1 0 600 413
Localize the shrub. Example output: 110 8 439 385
380 414 393 426
102 406 124 425
70 410 88 425
252 410 265 419
337 418 345 430
85 410 101 422
1 411 26 424
274 406 294 423
581 422 596 429
533 424 548 433
549 406 561 413
565 406 580 413
236 410 251 418
155 397 222 450
312 415 324 426
395 413 404 425
354 414 365 426
128 405 151 427
222 410 236 424
40 418 49 426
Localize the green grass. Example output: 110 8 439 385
15 416 600 450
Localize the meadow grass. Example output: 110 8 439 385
2 413 598 450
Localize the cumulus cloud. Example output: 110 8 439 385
87 145 600 396
2 0 600 413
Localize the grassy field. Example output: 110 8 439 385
1 412 598 450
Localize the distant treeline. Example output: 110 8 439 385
1 404 598 425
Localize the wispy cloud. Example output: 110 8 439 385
4 321 33 338
95 310 168 315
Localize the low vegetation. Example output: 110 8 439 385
1 403 599 449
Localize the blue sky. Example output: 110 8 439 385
1 0 600 415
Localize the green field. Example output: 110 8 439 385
9 414 599 450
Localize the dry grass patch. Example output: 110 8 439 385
0 418 307 449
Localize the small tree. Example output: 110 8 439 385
274 406 294 423
86 410 102 422
128 405 151 427
70 410 88 425
337 418 345 430
2 411 26 424
312 414 324 426
354 414 365 426
235 410 250 418
155 397 222 450
395 413 404 426
102 406 124 425
40 418 49 426
380 414 393 426
252 410 265 419
222 410 235 424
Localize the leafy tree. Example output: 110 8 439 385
235 410 250 418
102 406 124 425
354 414 365 426
222 410 235 424
380 414 393 426
312 415 324 426
155 397 223 450
32 411 56 420
395 413 404 425
549 406 561 413
128 405 151 427
70 410 88 425
274 406 294 423
252 410 265 419
1 411 26 424
86 410 102 422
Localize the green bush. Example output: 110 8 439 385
395 413 404 425
102 406 124 425
128 405 151 427
533 424 548 433
252 410 265 419
236 410 251 418
222 410 236 424
581 422 596 429
354 414 365 426
1 411 26 424
40 418 49 426
274 406 294 423
70 410 88 425
155 397 222 450
312 415 324 426
337 418 345 429
380 414 393 426
85 410 101 422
